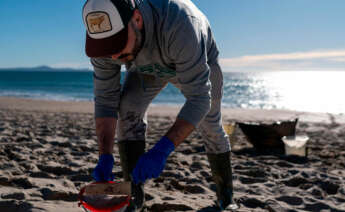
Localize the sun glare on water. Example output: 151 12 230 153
260 71 345 114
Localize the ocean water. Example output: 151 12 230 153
0 70 344 114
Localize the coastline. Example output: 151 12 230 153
0 96 344 124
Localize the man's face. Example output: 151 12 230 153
111 20 143 63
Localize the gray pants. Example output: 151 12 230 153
117 63 230 154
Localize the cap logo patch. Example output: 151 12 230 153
86 12 112 34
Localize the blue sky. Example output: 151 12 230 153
1 0 345 71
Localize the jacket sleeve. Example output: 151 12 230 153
167 17 211 127
91 57 122 119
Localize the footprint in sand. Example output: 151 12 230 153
239 176 267 184
150 203 193 211
0 200 33 212
9 178 36 189
37 164 77 176
317 180 340 195
282 176 310 187
39 188 78 201
237 197 265 209
1 192 26 200
275 195 303 206
169 179 206 194
303 201 341 211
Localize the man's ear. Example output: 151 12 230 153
132 9 143 30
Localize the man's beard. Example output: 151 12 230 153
122 21 143 65
112 20 144 65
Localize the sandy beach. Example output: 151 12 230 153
0 97 344 212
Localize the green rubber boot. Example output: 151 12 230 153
118 140 146 212
207 151 239 211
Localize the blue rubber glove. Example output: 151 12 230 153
132 136 175 184
92 154 115 182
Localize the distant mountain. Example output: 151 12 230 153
0 66 92 72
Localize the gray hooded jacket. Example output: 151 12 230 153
91 0 220 127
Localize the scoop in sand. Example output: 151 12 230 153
78 181 131 212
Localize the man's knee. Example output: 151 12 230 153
118 109 147 141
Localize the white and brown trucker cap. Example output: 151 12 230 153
82 0 136 57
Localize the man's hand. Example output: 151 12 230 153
92 154 115 182
132 136 175 184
